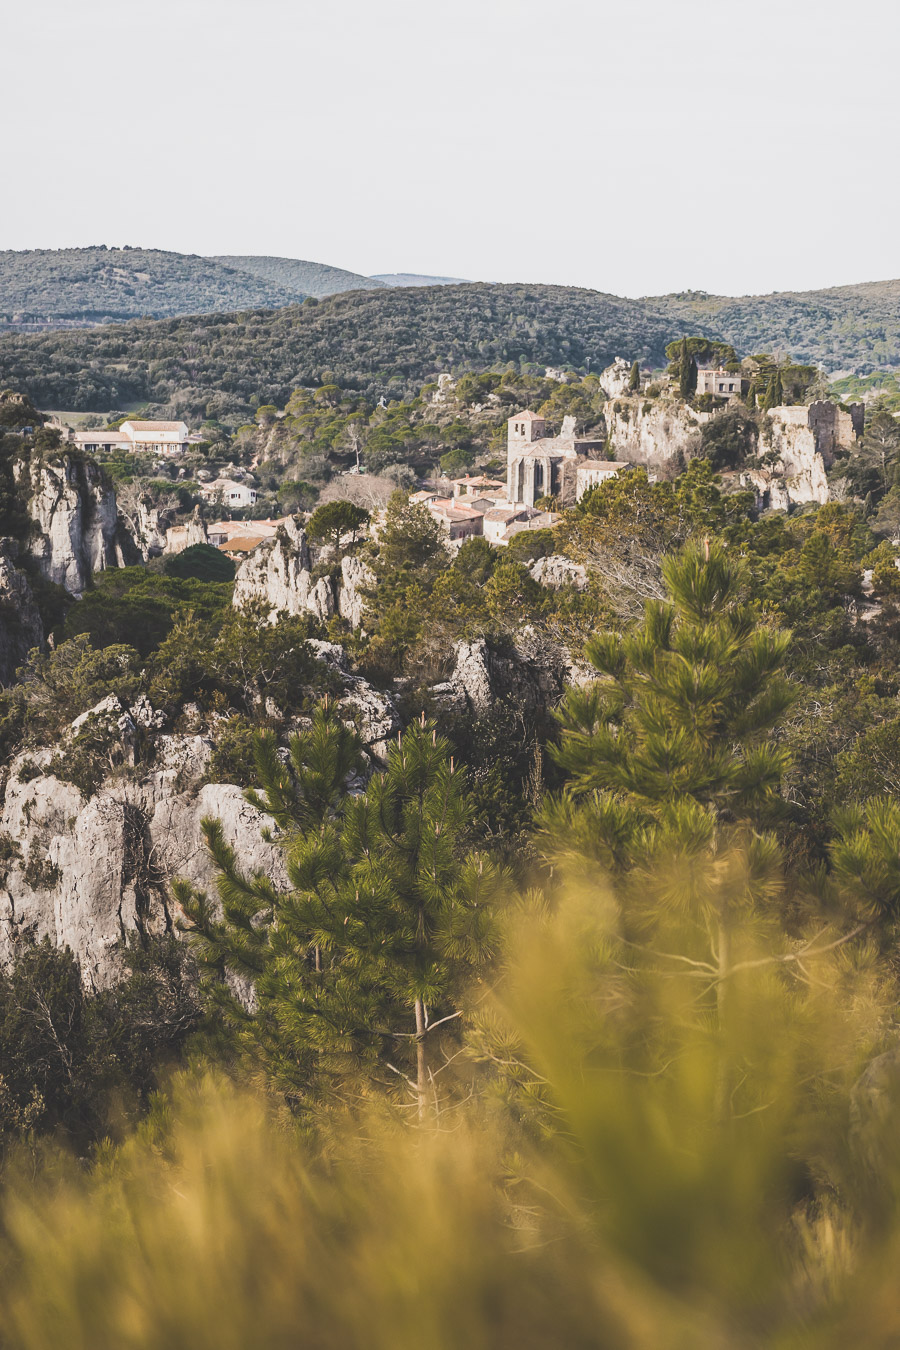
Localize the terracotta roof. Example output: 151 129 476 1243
430 502 484 521
451 476 505 489
207 519 279 538
483 507 525 522
218 536 268 552
508 409 542 421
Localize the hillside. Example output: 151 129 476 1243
214 255 383 296
0 247 304 325
371 273 469 287
650 278 900 375
0 282 676 419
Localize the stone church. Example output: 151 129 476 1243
506 411 607 507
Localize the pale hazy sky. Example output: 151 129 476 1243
5 0 898 297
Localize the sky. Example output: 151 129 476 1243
5 0 898 297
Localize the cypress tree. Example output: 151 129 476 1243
628 360 641 392
678 339 697 401
177 704 506 1119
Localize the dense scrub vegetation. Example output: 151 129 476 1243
0 246 307 325
0 283 677 417
654 277 900 375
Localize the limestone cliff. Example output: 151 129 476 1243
18 454 141 592
604 394 711 467
232 518 373 628
0 732 287 990
740 402 863 510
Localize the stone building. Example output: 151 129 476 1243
507 411 606 508
695 368 744 398
575 459 631 498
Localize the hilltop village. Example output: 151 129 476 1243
39 348 872 562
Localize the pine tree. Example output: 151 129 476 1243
541 542 796 1027
176 704 506 1119
628 360 640 392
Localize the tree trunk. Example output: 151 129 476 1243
414 997 428 1123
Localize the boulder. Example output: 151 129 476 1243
530 555 588 591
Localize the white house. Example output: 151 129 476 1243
695 369 743 399
73 419 190 456
200 478 259 509
73 429 133 453
119 420 189 455
575 460 631 500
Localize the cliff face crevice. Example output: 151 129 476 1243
0 550 43 684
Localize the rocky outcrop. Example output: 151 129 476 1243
0 727 288 990
19 455 140 592
430 632 581 717
164 507 208 555
232 516 317 618
307 640 401 758
131 494 169 557
598 357 634 400
604 395 710 467
529 555 588 591
338 554 375 629
740 402 865 512
0 636 407 983
233 519 373 629
0 550 42 684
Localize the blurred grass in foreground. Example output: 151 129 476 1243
1 886 900 1348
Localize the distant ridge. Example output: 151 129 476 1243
0 247 303 325
371 273 469 287
214 255 384 297
647 279 900 376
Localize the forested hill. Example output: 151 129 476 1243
0 282 676 419
0 248 305 324
649 279 900 375
0 248 382 327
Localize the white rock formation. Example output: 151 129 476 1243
231 516 321 619
0 733 288 990
598 357 634 400
164 508 209 555
604 394 710 467
307 640 401 758
18 455 138 592
530 555 588 591
338 554 375 629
